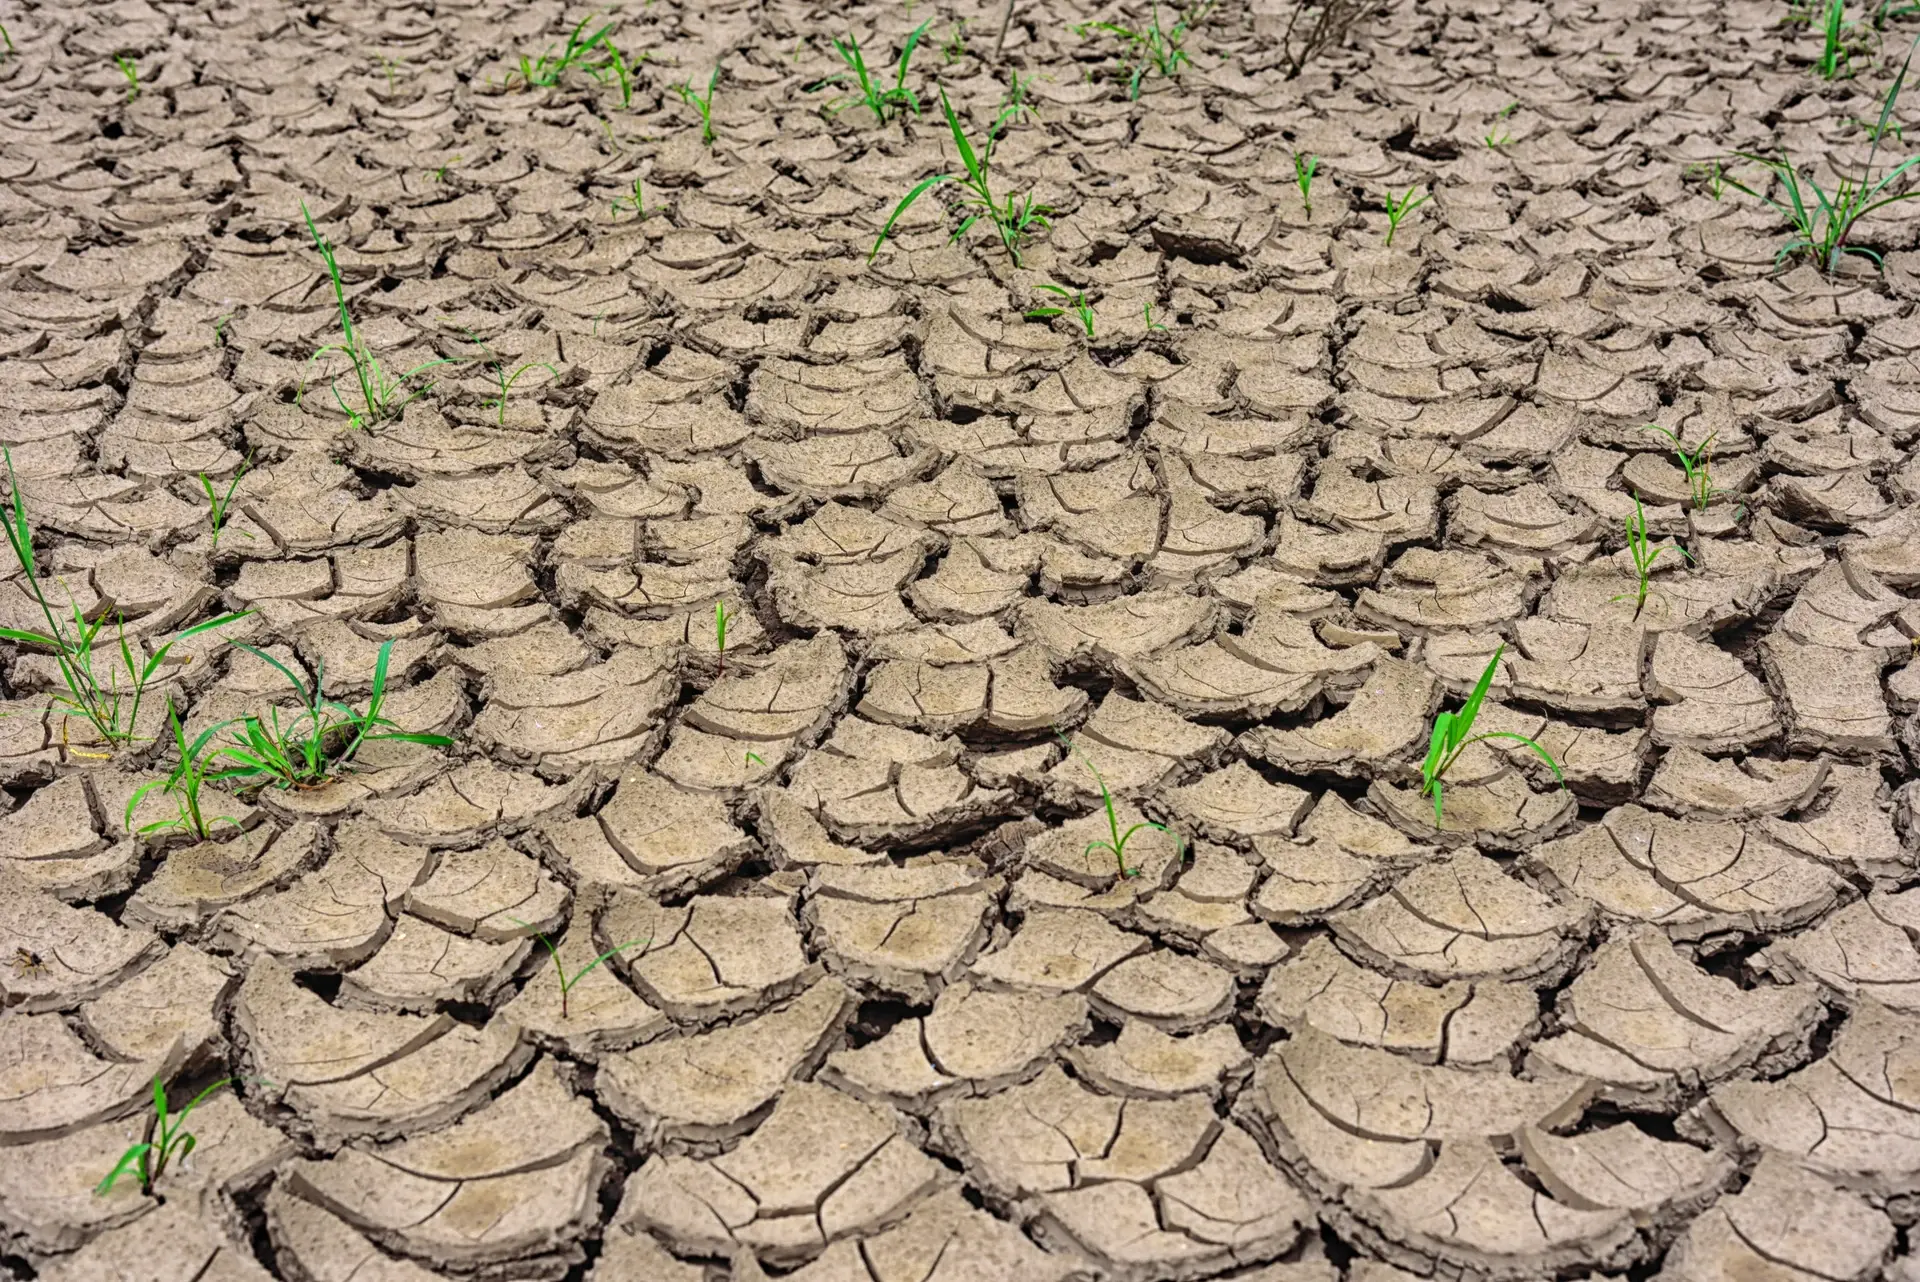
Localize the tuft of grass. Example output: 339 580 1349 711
870 88 1053 267
113 53 138 100
675 67 721 146
1717 38 1920 272
374 55 404 94
513 922 648 1020
943 19 969 63
1419 643 1563 825
202 639 452 792
815 20 932 123
1073 0 1214 99
1381 184 1430 246
998 69 1041 129
1641 423 1722 512
1485 101 1517 148
610 177 650 220
1027 283 1095 337
200 451 254 553
590 37 645 109
1293 150 1318 213
1610 493 1691 618
96 1076 238 1198
126 702 243 842
0 450 250 748
298 203 455 430
508 13 613 89
1054 729 1180 878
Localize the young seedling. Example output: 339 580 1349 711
815 20 932 123
591 37 645 108
1 23 14 61
675 67 721 146
1027 283 1095 337
113 53 138 100
1418 644 1563 826
374 55 404 93
0 451 250 748
199 452 253 552
943 20 969 63
870 89 1054 267
512 922 648 1020
462 333 558 426
1293 150 1318 213
610 177 649 219
997 69 1040 130
96 1076 238 1197
1684 160 1726 200
745 750 766 767
1074 0 1215 99
1054 730 1180 878
1381 185 1431 247
1610 493 1692 618
1485 101 1518 147
428 155 461 182
298 203 455 430
1641 423 1721 512
714 600 733 675
126 702 243 842
1717 38 1920 271
205 639 452 792
1144 301 1169 331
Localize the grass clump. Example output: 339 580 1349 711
201 639 451 793
0 451 250 749
1027 283 1095 337
96 1076 238 1198
126 703 241 842
1054 730 1180 878
675 67 721 146
1419 644 1563 826
814 20 932 122
1485 101 1517 148
870 89 1053 267
1611 494 1691 619
462 333 559 426
1381 185 1430 246
299 203 454 430
1718 38 1920 271
1074 1 1214 99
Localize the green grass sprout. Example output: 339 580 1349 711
0 450 250 748
298 203 455 430
512 921 648 1019
1419 643 1563 826
462 333 558 425
870 88 1053 267
714 600 733 674
508 13 614 89
1054 729 1179 879
96 1076 238 1197
113 53 138 100
206 639 451 792
1610 493 1692 618
1144 301 1169 331
1717 38 1920 271
126 702 245 842
1485 100 1518 147
200 451 253 553
815 20 932 123
943 20 969 63
1027 283 1095 336
1073 1 1215 100
611 177 650 219
675 66 721 146
1381 184 1430 246
1641 423 1722 512
1293 150 1318 213
1816 0 1854 78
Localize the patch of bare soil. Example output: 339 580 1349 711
5 0 1920 1278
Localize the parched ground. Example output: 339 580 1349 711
4 0 1920 1278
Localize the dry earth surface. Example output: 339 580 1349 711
5 0 1920 1279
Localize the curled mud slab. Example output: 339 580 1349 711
6 0 1920 1279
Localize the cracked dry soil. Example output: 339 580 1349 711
6 0 1920 1279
